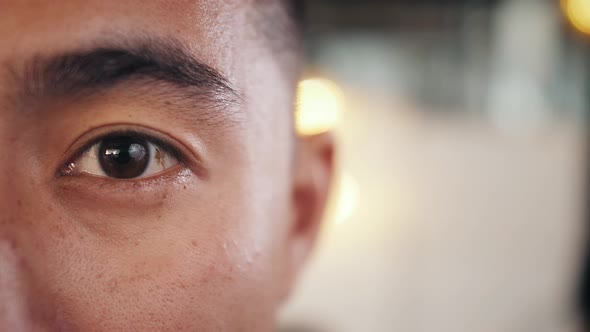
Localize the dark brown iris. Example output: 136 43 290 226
98 136 149 179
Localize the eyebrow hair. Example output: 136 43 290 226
15 38 241 108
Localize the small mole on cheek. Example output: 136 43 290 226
191 240 198 247
9 239 19 250
16 199 22 207
200 264 215 284
0 217 13 226
107 279 119 294
49 224 66 239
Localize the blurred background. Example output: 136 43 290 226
279 0 589 331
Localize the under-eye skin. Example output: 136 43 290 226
59 129 183 180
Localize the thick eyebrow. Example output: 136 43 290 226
15 39 241 108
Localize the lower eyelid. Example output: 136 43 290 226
54 165 194 208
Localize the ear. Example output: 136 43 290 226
281 132 335 301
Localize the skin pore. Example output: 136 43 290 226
0 1 334 331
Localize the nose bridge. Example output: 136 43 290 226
0 54 34 205
0 120 19 234
0 94 47 255
0 121 32 320
0 147 53 330
0 47 45 331
0 239 36 331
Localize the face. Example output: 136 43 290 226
0 1 333 331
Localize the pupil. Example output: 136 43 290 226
98 136 150 179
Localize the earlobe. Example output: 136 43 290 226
282 132 335 300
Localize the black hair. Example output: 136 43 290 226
286 0 305 34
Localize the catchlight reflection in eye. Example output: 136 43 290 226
563 0 590 34
296 78 344 136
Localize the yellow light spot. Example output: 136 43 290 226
295 78 344 136
563 0 590 34
333 172 360 225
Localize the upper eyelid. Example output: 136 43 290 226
60 128 184 174
83 130 180 158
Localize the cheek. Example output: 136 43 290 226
22 186 279 331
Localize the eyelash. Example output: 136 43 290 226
59 128 184 178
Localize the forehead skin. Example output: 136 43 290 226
1 0 296 86
0 1 296 331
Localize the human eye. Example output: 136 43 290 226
59 129 181 180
